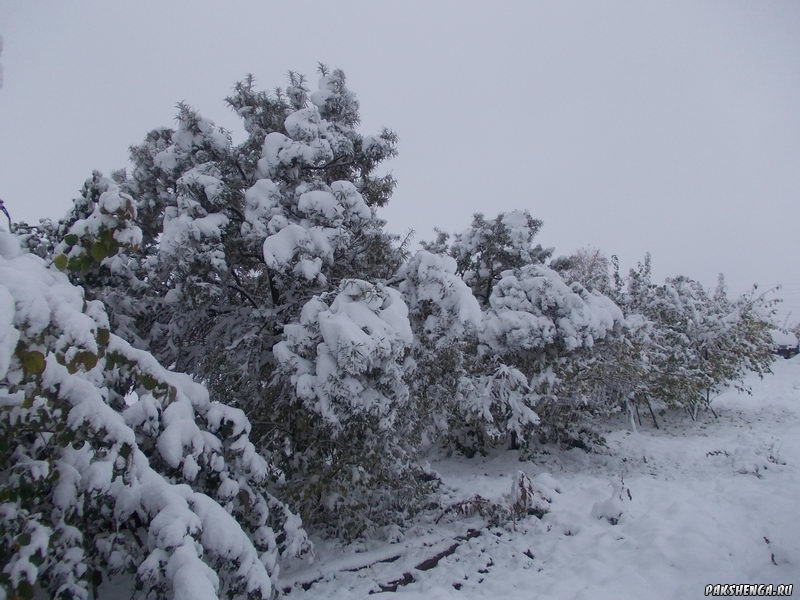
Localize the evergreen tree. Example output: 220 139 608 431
45 66 416 534
273 279 429 536
478 264 623 450
426 211 552 306
396 250 483 449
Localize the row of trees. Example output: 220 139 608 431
3 66 776 598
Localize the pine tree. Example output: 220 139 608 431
45 66 417 534
273 279 429 536
396 250 483 450
426 211 552 306
478 264 623 449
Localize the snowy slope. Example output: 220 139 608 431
282 357 800 599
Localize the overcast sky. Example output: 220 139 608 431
1 1 799 321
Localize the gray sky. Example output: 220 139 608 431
1 1 799 322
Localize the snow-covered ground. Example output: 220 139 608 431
281 356 800 599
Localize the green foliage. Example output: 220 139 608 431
17 348 45 377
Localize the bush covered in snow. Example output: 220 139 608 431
397 250 482 449
605 257 776 423
273 279 433 535
0 231 308 599
418 217 624 453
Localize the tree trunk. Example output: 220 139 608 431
626 398 638 433
644 396 660 429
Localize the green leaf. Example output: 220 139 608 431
99 229 114 244
90 241 108 262
96 328 110 346
16 580 35 600
53 254 68 270
106 238 120 256
69 351 98 373
20 351 46 376
141 375 157 390
67 256 83 271
80 255 93 273
63 233 79 246
80 351 99 370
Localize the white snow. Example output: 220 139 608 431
243 178 281 238
771 329 798 348
275 279 412 428
154 114 231 172
285 108 325 142
0 285 19 379
399 250 482 342
298 190 341 221
262 223 331 275
330 181 371 220
258 132 334 178
482 265 622 353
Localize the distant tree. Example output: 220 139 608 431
425 211 552 306
604 258 776 424
552 246 611 293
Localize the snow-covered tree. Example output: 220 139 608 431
43 67 401 418
551 246 611 294
0 230 308 600
603 257 776 423
32 67 418 532
396 250 482 447
424 216 623 452
476 264 623 449
701 275 776 400
272 279 429 536
14 171 129 262
425 211 552 306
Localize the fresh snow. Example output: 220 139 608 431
772 329 798 348
280 357 800 599
482 265 622 352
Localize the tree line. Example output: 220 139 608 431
1 66 776 599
